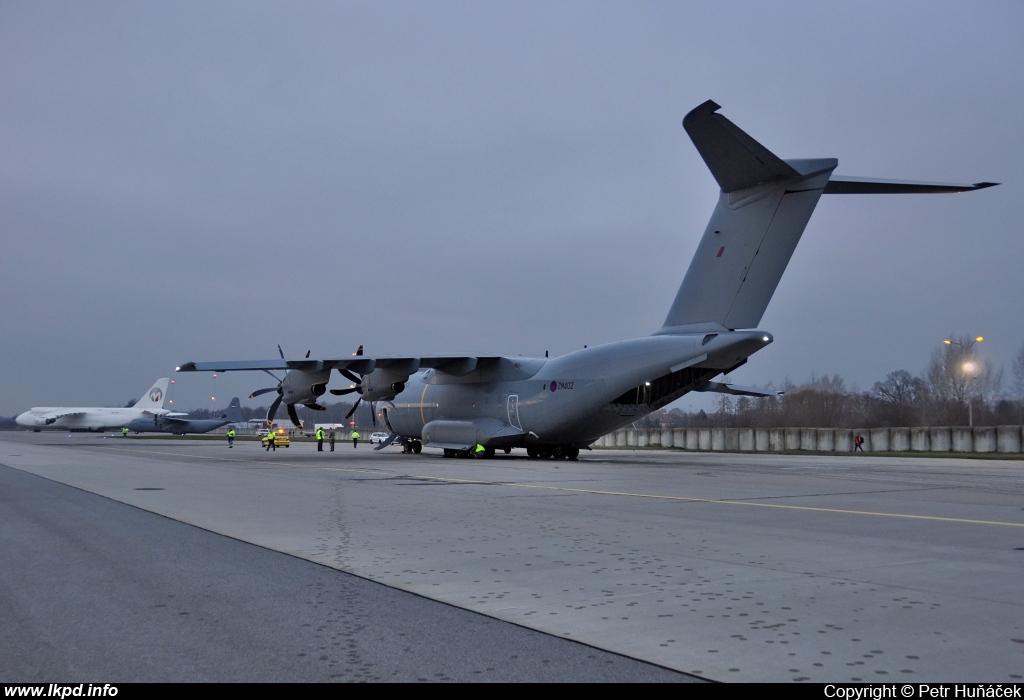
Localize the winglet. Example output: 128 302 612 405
683 100 801 193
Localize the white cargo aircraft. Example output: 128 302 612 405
16 378 183 432
177 100 996 459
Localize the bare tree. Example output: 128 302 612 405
924 333 1000 425
1013 343 1024 401
871 369 927 425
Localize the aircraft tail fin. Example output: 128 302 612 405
657 101 995 335
222 397 243 424
134 378 170 409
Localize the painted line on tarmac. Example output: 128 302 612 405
103 444 1024 530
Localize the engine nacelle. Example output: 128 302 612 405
360 368 413 401
281 369 332 405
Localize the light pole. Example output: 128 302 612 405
943 337 983 427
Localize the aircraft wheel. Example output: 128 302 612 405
413 441 422 454
526 447 538 459
443 449 453 458
503 447 511 454
566 447 580 461
538 447 553 459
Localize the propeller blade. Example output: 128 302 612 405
306 403 326 411
338 368 361 384
277 344 285 359
329 387 360 396
344 399 361 420
287 403 301 428
267 395 283 424
305 349 311 358
370 402 377 427
249 387 278 398
373 433 399 451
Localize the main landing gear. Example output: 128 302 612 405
401 440 423 454
526 445 579 461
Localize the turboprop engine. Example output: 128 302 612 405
280 369 331 405
358 367 413 401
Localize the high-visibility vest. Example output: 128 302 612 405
317 429 324 439
475 444 485 453
227 430 235 437
352 432 360 439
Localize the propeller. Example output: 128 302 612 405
331 346 375 426
248 346 316 428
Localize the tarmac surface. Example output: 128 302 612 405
2 432 1023 682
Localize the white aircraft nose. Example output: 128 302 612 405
15 412 33 427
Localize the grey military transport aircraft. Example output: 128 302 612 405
125 397 243 435
177 100 995 460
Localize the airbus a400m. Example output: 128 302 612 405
177 100 995 459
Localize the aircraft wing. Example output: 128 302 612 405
177 355 505 376
141 410 189 418
42 410 87 421
151 414 196 425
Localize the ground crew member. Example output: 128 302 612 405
227 427 236 448
329 429 335 452
854 434 865 452
121 427 128 438
351 430 360 448
265 430 276 451
316 427 325 451
474 443 486 458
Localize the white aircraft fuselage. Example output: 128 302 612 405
16 379 177 432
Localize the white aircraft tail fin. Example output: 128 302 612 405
657 101 995 335
134 378 170 410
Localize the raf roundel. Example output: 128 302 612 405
549 381 557 393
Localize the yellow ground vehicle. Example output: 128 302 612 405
261 429 291 448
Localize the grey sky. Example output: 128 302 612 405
1 1 1021 415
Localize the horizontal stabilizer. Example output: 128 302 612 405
824 176 998 195
683 100 801 193
694 381 783 398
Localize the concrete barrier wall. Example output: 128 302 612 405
930 428 951 452
951 427 973 453
835 429 853 452
597 425 1024 454
891 428 910 452
997 426 1021 453
738 429 755 452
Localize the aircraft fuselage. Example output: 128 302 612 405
386 330 772 449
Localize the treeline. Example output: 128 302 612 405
640 335 1024 430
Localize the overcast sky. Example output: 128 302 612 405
1 1 1021 415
